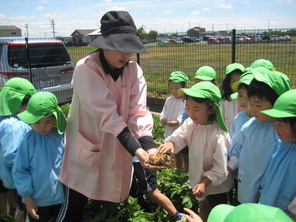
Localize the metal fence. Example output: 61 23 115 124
2 29 294 111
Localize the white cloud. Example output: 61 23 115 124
243 1 250 4
190 11 200 15
165 10 173 14
103 0 112 2
215 3 233 9
37 6 44 10
202 8 211 11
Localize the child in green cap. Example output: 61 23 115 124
160 71 188 169
180 66 217 172
0 77 36 222
227 67 291 204
220 63 245 130
258 89 296 219
228 72 254 165
158 81 233 221
245 58 275 72
12 91 67 222
182 203 293 222
194 66 217 84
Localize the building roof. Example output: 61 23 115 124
0 25 21 30
71 29 97 36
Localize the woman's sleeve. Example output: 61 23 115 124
126 63 154 140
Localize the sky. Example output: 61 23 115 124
0 0 296 38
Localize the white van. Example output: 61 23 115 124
0 37 74 104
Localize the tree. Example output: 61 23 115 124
149 30 158 40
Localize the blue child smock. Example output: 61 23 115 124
259 141 296 213
229 111 251 157
12 127 64 207
230 117 278 203
0 116 31 188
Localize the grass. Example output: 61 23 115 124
68 40 296 99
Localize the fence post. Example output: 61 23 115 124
25 37 33 83
137 53 140 65
232 29 236 63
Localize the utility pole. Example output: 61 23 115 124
50 20 56 38
25 23 29 37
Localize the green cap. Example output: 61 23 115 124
178 81 228 131
230 72 255 99
168 71 188 83
0 77 36 116
17 92 67 134
208 203 293 222
261 89 296 118
246 59 275 71
194 66 216 81
252 67 291 96
226 63 245 75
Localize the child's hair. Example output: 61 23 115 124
238 83 248 91
21 95 32 107
220 70 242 101
185 95 216 122
247 79 279 106
276 117 296 141
169 80 186 88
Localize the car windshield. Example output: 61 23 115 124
7 43 72 68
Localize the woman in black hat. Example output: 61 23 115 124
57 11 158 221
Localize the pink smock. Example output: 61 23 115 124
59 52 154 202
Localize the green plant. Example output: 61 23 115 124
60 103 70 118
152 114 165 143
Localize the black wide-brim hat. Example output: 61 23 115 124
89 11 148 53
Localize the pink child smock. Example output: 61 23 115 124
59 53 154 203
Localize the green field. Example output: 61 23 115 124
68 40 296 99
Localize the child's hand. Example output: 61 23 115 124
192 183 206 198
183 208 203 222
161 119 168 125
24 196 39 219
156 142 175 154
167 120 178 126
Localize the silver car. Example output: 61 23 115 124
0 37 74 104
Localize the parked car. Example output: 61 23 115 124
243 36 251 41
182 36 195 43
270 35 277 40
190 37 200 42
217 37 226 43
207 38 219 44
279 35 291 40
169 39 182 44
235 36 244 41
262 35 271 40
0 37 74 104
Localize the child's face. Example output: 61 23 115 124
168 81 183 99
32 115 55 135
185 97 215 125
249 96 274 122
103 50 133 69
237 87 249 112
230 73 241 92
274 120 295 142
